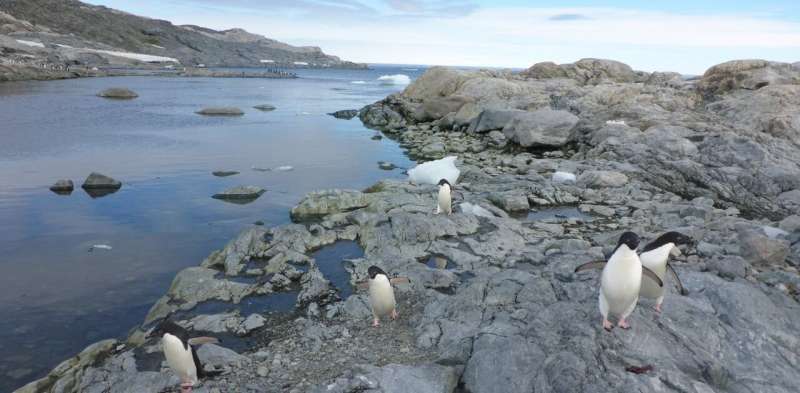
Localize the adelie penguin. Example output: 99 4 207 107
358 265 410 327
575 232 663 331
639 231 693 313
147 320 219 392
436 178 452 215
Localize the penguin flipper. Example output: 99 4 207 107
574 261 606 273
666 264 688 295
390 277 410 285
642 266 664 287
191 346 205 379
188 337 219 346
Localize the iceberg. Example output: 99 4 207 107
408 156 460 185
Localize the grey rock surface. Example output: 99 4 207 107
97 88 137 99
81 172 121 189
196 107 245 116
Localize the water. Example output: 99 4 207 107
0 64 424 391
311 240 365 300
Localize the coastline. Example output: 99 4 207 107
16 59 800 392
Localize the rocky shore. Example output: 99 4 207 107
17 58 800 393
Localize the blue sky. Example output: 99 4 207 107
85 0 800 74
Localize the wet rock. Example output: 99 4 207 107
98 88 138 99
15 339 118 393
82 172 122 190
328 109 359 119
297 266 334 306
212 185 265 201
197 107 245 116
49 179 74 193
378 161 397 170
291 189 370 220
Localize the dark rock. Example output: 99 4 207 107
98 88 137 99
49 179 74 193
253 104 276 111
197 107 245 116
212 186 265 201
212 170 239 177
328 109 358 119
81 172 121 190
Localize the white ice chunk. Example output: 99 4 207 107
408 156 460 185
377 74 411 85
552 171 577 183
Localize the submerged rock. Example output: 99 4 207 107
212 170 239 177
98 88 138 99
197 107 245 116
253 104 276 111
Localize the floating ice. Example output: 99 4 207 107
275 166 294 171
351 80 367 84
552 171 577 183
460 202 494 218
408 156 459 185
377 74 411 85
88 244 112 252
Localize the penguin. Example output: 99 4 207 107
638 231 693 313
574 232 663 331
436 179 452 215
358 266 410 327
147 320 218 392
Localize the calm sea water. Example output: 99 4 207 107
0 64 424 391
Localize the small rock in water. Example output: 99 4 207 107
253 220 265 226
82 172 122 190
328 109 359 120
253 104 276 111
371 134 383 140
378 161 397 170
252 166 271 172
212 171 240 177
98 88 138 99
213 186 266 201
196 107 244 116
49 179 74 194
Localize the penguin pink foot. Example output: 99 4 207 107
180 382 193 393
603 319 614 331
654 303 662 313
391 309 399 320
372 318 380 327
618 319 631 329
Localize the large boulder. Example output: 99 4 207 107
402 66 474 100
212 186 265 201
737 225 791 267
416 95 473 121
468 109 524 133
525 58 638 85
698 59 800 97
502 108 579 147
577 170 629 188
98 88 137 99
290 189 370 220
521 61 568 79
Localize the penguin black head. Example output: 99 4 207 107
368 265 388 280
616 231 640 251
438 179 451 187
147 320 187 341
641 231 693 253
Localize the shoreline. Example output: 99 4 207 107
16 59 800 392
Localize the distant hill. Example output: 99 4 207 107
0 0 365 69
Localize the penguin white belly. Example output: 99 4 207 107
639 246 671 299
600 252 642 317
438 185 451 214
162 333 198 384
369 276 396 317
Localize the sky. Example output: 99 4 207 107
84 0 800 74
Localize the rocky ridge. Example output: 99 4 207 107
16 58 800 393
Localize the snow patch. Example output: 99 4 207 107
606 119 626 125
408 156 460 185
92 49 178 63
293 61 309 66
377 74 411 85
16 39 45 48
552 171 577 183
149 44 165 49
762 226 789 239
460 202 494 218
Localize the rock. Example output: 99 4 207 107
98 88 138 99
290 189 370 220
311 363 459 393
297 267 334 306
328 109 358 119
197 344 251 369
737 226 791 267
49 179 74 193
402 66 473 100
486 130 507 148
81 172 121 189
706 255 749 280
576 170 629 188
212 185 265 201
378 161 397 170
417 95 473 121
523 58 638 85
212 170 239 177
502 108 579 147
238 313 266 334
464 335 543 393
468 109 522 133
253 104 276 111
196 107 245 116
488 192 530 212
371 133 383 140
521 61 567 79
698 59 800 97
